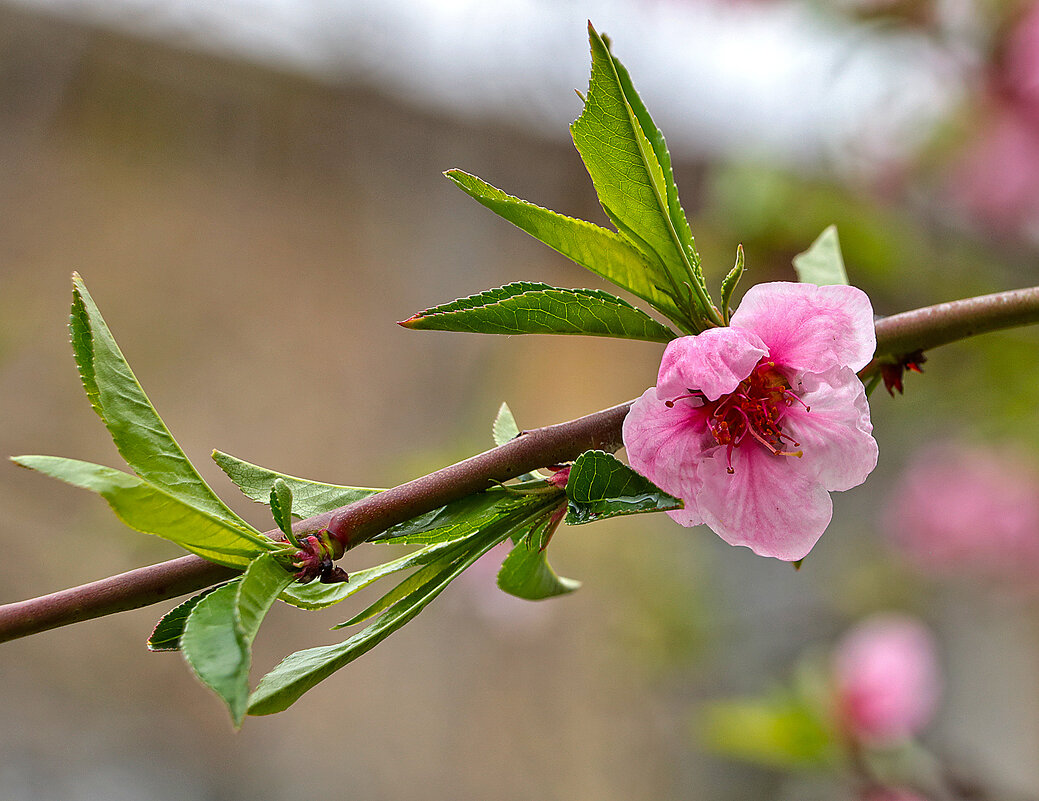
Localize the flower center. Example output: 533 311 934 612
665 359 808 474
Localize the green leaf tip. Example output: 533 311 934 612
180 553 293 727
720 244 745 324
573 23 722 332
269 478 295 540
497 533 580 601
492 402 520 447
792 225 850 286
66 275 260 537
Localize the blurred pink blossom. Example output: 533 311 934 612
833 615 940 745
623 282 877 561
885 443 1039 583
953 2 1039 232
953 104 1039 232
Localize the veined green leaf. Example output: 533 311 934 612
372 489 537 545
212 450 381 518
608 38 701 280
70 275 257 534
497 531 580 600
565 450 682 525
493 401 520 447
570 26 718 329
148 586 223 651
13 455 275 567
248 532 503 716
181 554 293 727
792 225 850 286
445 170 688 327
400 282 675 343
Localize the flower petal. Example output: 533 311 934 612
783 368 879 492
730 282 876 375
657 327 767 402
622 388 710 527
696 447 833 561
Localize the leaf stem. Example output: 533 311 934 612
1 285 1037 643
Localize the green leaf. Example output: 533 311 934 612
269 479 294 539
180 584 247 722
700 695 833 769
147 586 223 652
248 533 503 716
608 36 701 280
400 282 675 343
279 490 539 611
445 170 688 328
792 225 849 286
720 244 745 324
279 532 483 611
372 489 533 545
69 275 257 534
565 450 682 525
181 554 293 727
497 532 580 600
493 402 520 447
13 455 275 568
212 450 381 518
570 25 719 329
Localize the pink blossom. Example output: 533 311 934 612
885 443 1039 583
622 282 878 561
833 615 940 745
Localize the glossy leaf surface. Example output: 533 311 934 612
497 532 580 600
401 281 674 343
565 450 682 525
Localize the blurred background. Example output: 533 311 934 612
1 1 1038 798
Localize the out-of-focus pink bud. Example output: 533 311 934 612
885 443 1039 584
833 615 940 745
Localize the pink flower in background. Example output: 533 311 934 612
886 444 1039 583
622 282 878 561
833 615 940 745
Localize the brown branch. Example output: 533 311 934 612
2 285 1038 643
0 402 630 643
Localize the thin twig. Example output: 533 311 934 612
1 286 1037 643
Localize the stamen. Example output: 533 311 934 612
691 357 812 472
